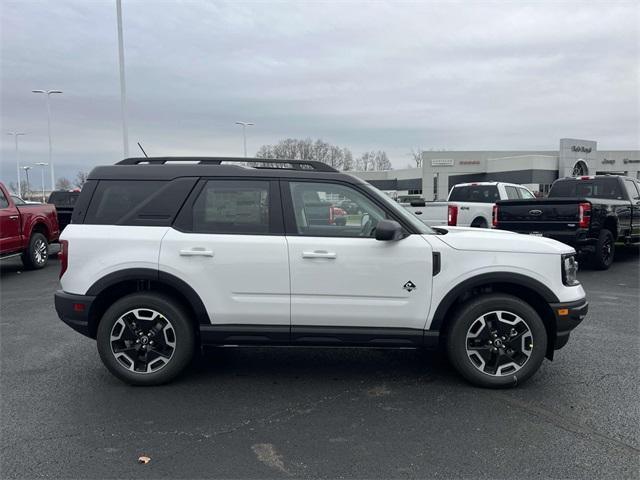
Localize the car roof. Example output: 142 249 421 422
88 157 367 184
452 181 523 187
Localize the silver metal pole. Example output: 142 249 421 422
15 135 21 197
235 121 253 158
36 162 48 202
23 167 31 196
116 0 129 158
7 132 25 197
46 95 54 189
242 125 247 157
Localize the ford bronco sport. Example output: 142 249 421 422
55 157 588 387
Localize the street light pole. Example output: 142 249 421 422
22 166 32 197
116 0 130 158
32 89 62 190
235 121 254 157
35 162 49 202
7 132 26 197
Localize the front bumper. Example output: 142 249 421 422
549 297 589 350
54 290 96 338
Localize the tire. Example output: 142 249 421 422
471 217 488 228
446 293 547 388
96 293 195 386
591 229 615 270
21 232 49 270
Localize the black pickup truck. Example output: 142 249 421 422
47 191 80 232
494 175 640 269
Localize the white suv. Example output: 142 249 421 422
55 157 588 388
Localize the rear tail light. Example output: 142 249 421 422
59 240 68 278
492 204 499 227
447 205 458 226
578 202 591 229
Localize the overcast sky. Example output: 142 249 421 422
1 0 639 185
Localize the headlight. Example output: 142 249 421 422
562 254 580 286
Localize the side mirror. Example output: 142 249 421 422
410 199 426 207
375 219 403 241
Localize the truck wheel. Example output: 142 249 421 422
96 293 195 386
21 232 49 270
446 293 547 388
592 229 615 270
471 217 488 228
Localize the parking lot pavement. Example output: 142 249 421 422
1 249 638 479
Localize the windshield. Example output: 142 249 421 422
363 184 435 234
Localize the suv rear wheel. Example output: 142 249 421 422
446 294 547 388
96 293 195 385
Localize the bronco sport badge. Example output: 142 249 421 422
403 281 416 292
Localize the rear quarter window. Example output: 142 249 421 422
83 179 196 225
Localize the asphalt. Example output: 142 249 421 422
1 246 638 479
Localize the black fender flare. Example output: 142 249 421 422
428 272 559 331
86 268 210 324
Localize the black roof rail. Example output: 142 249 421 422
116 157 339 172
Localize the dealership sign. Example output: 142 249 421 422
459 160 481 165
431 159 454 167
623 158 640 164
571 145 592 153
601 159 616 164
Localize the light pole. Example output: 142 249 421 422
22 166 32 198
116 0 129 157
35 162 49 202
32 89 63 190
235 121 254 157
7 132 26 197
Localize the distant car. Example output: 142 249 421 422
0 182 60 269
495 175 640 269
48 190 80 232
404 182 535 228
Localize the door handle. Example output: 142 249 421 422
179 248 214 257
302 250 337 259
9 215 18 220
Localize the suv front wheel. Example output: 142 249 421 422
96 293 195 385
446 294 547 388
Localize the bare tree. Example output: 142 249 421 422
7 181 29 196
56 177 72 191
409 148 423 168
75 171 88 189
356 151 392 171
255 138 354 170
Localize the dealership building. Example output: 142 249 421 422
353 138 640 200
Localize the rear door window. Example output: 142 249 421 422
624 180 640 201
449 185 499 203
518 188 535 199
190 180 271 234
504 186 520 200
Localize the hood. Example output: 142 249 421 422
430 226 575 255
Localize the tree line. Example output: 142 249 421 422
255 138 393 171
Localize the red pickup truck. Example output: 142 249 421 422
0 182 60 269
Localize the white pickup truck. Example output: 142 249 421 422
404 182 535 228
